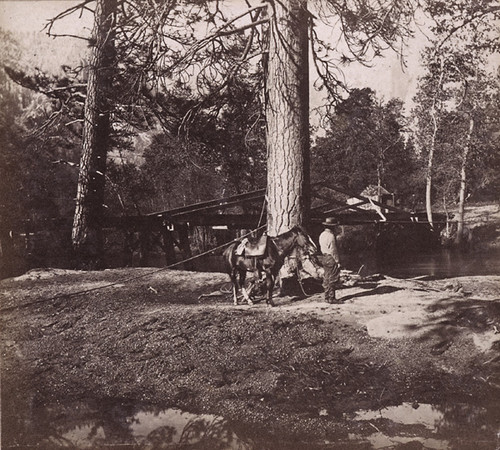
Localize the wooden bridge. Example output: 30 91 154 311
116 182 445 266
0 182 447 277
145 182 435 227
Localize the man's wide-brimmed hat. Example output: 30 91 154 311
322 217 339 226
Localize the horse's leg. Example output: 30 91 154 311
230 269 239 306
239 270 254 306
265 272 275 307
252 269 262 297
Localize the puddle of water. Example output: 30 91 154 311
355 402 444 429
4 400 257 449
351 402 500 449
4 398 500 449
70 410 242 448
349 431 449 449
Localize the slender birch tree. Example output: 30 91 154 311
414 0 500 239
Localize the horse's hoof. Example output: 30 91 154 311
247 300 254 306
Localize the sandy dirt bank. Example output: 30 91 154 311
1 267 499 448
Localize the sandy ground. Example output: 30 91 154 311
1 266 500 448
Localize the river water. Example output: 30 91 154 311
191 247 500 279
343 247 500 279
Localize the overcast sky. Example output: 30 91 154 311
0 0 430 111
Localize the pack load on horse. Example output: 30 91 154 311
223 226 323 306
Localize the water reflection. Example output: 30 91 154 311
5 398 500 449
344 248 500 279
5 399 257 449
352 402 500 449
192 248 500 280
351 431 449 449
355 402 446 429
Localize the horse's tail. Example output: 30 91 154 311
222 243 236 273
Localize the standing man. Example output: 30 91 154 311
319 217 342 304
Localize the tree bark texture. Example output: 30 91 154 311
265 0 310 236
425 114 436 228
72 0 116 266
456 115 474 245
425 58 445 229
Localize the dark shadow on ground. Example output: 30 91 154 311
341 285 403 302
403 296 500 355
425 296 499 333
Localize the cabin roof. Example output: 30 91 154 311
360 185 392 197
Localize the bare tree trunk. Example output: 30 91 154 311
456 115 474 245
425 120 436 228
425 58 445 229
72 0 116 267
265 0 310 236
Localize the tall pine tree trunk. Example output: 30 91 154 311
265 0 310 293
72 0 116 267
265 0 310 236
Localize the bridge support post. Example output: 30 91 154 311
0 227 15 278
161 224 177 266
123 230 136 266
178 223 194 270
139 225 151 266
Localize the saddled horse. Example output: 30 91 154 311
223 226 322 307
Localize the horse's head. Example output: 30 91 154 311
292 226 319 257
272 226 319 262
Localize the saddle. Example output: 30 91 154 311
235 233 268 257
